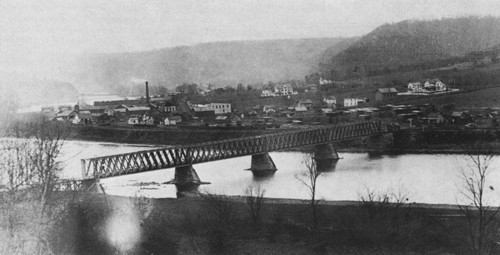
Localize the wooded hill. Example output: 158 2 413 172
318 16 500 80
73 38 355 93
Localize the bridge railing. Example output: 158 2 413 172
81 120 384 179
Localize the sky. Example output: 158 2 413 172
1 0 499 78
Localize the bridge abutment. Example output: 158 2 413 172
81 179 106 193
314 143 340 171
248 153 277 176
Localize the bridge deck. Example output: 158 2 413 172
81 121 385 179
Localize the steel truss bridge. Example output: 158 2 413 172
81 120 386 180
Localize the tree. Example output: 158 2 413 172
236 83 244 91
457 143 500 255
296 153 323 227
0 115 70 254
245 185 265 224
175 83 198 94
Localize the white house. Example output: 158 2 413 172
407 82 423 92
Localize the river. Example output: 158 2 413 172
59 140 500 205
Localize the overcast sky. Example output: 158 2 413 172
1 0 499 77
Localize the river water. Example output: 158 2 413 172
58 140 500 205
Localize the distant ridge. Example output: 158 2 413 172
73 38 355 92
318 16 500 79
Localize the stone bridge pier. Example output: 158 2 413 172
166 165 209 195
314 143 340 171
247 153 277 176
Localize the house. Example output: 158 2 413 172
297 99 313 109
260 90 275 97
164 116 182 125
76 110 92 125
450 111 470 124
426 112 445 124
375 88 398 101
263 105 276 114
424 79 446 92
343 98 367 108
408 79 447 93
306 84 318 92
56 110 77 122
407 82 423 92
294 105 307 112
319 77 333 85
323 96 337 108
274 83 294 96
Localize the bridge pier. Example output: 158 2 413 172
248 153 277 176
367 135 386 149
314 144 340 171
167 165 209 194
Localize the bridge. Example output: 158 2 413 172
80 120 388 191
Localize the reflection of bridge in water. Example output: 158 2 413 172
80 121 389 193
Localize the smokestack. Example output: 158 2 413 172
145 81 150 104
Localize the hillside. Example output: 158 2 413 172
318 16 500 79
72 38 355 93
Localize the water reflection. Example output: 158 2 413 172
316 158 338 172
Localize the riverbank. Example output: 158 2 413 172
45 192 485 254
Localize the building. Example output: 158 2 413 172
189 102 231 114
408 79 447 93
426 112 445 124
319 77 333 85
343 98 367 108
55 110 77 122
263 105 276 114
164 116 182 125
164 105 177 112
274 83 294 96
323 96 337 108
374 88 398 101
260 90 275 97
297 99 313 109
424 79 446 92
407 82 423 92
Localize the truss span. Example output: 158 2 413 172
81 121 385 179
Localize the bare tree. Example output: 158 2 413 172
296 153 323 227
457 143 500 255
0 115 70 254
245 185 266 224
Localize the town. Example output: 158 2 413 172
43 79 494 133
